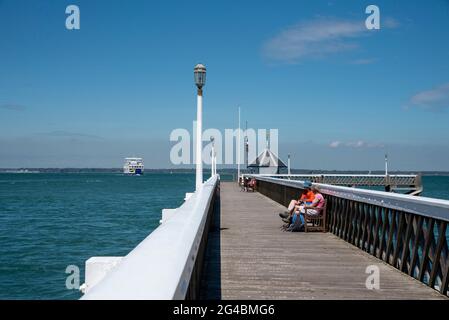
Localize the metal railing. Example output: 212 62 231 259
243 173 422 195
81 175 220 300
252 176 449 296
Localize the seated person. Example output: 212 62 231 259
279 181 314 220
240 177 249 191
289 186 325 226
247 178 256 191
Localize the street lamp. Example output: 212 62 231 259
194 64 206 90
210 136 215 177
194 64 206 190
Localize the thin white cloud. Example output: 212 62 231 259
384 17 400 28
40 131 103 139
329 141 341 148
329 140 384 149
409 83 449 112
347 141 366 148
263 17 365 63
350 58 377 65
262 16 398 64
0 104 27 111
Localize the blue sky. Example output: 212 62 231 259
1 0 449 170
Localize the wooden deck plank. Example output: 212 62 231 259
200 182 446 300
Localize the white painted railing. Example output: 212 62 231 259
81 175 219 300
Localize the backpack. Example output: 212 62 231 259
286 215 305 232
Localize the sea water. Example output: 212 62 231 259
0 172 216 299
0 173 447 299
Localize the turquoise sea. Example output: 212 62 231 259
0 173 448 299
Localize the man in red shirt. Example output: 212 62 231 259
279 181 314 222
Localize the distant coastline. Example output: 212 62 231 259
1 168 449 176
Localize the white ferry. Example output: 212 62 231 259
123 157 144 175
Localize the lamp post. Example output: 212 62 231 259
210 136 215 177
385 153 391 192
288 154 291 175
194 64 206 191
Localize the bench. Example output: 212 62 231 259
303 202 327 232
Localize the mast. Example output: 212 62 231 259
237 107 241 182
245 120 248 169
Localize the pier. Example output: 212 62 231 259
81 174 449 300
200 182 444 299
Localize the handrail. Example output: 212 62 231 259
253 174 418 177
243 173 423 194
81 175 219 300
252 176 449 222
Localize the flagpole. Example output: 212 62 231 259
237 106 241 183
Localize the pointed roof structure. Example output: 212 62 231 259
248 149 287 168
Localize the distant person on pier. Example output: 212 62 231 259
279 181 314 222
247 178 256 191
240 176 250 191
